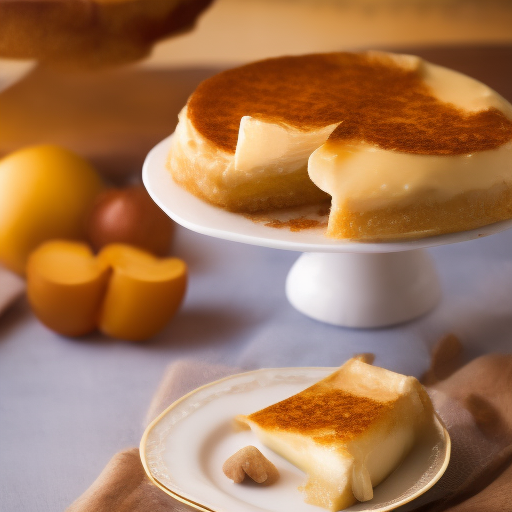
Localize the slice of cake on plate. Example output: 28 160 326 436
236 358 438 511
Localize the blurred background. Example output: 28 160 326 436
1 0 511 181
147 0 512 66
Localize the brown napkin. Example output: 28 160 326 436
404 337 512 511
66 346 512 512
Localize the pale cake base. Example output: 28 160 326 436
328 182 512 240
168 156 329 213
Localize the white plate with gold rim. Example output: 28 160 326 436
140 367 450 512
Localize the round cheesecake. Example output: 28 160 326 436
168 51 512 240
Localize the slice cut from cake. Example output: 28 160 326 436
169 104 334 212
168 51 512 240
236 359 437 511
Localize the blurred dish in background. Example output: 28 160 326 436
0 0 214 67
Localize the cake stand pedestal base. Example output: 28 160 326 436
285 249 441 328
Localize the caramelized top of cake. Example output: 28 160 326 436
187 52 512 156
247 383 394 444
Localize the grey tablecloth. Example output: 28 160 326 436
1 224 512 511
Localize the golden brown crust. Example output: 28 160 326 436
187 52 512 156
168 152 330 212
263 217 326 232
328 180 512 240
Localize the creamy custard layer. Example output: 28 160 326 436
309 141 512 212
309 142 512 239
305 59 512 238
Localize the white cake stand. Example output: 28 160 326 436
143 135 512 328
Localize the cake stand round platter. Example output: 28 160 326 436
143 134 512 328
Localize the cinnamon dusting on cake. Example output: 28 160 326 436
244 204 330 231
248 388 394 443
265 217 326 231
187 53 512 156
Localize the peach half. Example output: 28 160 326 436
97 244 187 341
26 241 187 341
